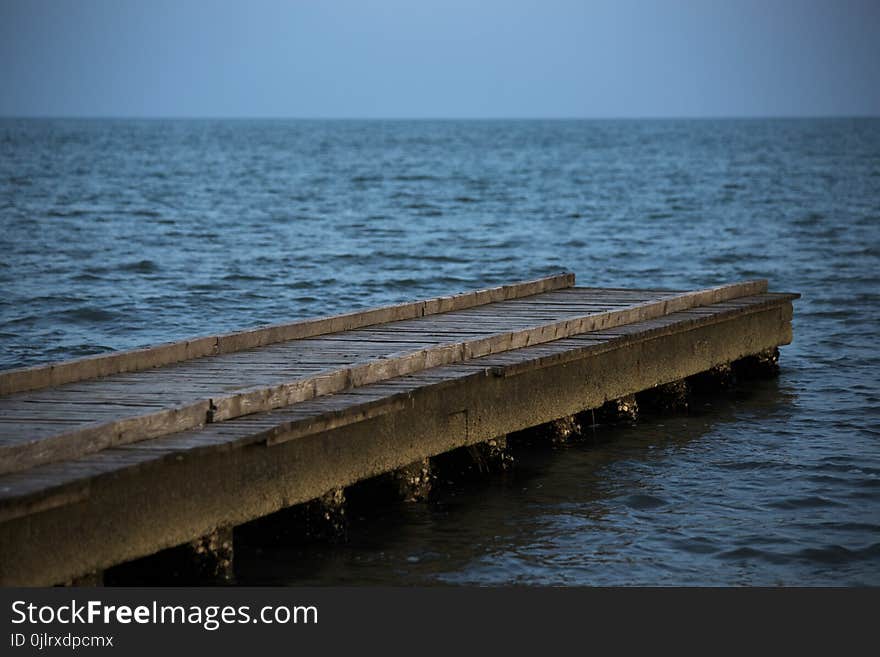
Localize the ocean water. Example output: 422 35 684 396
1 118 878 585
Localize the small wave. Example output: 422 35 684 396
792 212 825 226
805 474 848 485
118 259 160 273
812 521 880 532
706 253 739 265
46 208 91 218
60 307 120 323
816 457 863 471
393 174 436 182
380 277 430 289
622 493 667 510
287 280 319 290
765 495 845 510
374 252 468 264
794 543 880 565
71 273 105 282
717 547 784 562
671 536 719 555
66 343 116 357
453 196 479 204
844 489 880 501
716 460 784 471
221 273 271 282
801 309 853 319
2 314 38 326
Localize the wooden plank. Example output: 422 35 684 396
0 336 220 398
0 272 575 396
265 396 412 447
0 401 211 476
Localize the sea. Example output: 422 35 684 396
1 118 878 585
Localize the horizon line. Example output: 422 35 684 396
1 113 878 122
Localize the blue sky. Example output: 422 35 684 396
1 0 878 118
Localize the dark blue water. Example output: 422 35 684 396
1 118 878 585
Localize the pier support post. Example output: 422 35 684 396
235 488 348 546
688 363 736 393
102 526 234 585
546 416 583 443
433 436 514 483
467 436 514 472
187 527 234 584
596 394 639 425
63 571 104 587
733 347 780 379
638 380 690 413
510 414 589 444
302 488 348 542
388 457 435 502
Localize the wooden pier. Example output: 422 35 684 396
0 273 798 585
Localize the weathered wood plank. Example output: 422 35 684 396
264 396 413 447
0 401 211 476
0 272 575 395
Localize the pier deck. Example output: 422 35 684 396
0 274 797 585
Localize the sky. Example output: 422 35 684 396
1 0 878 119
